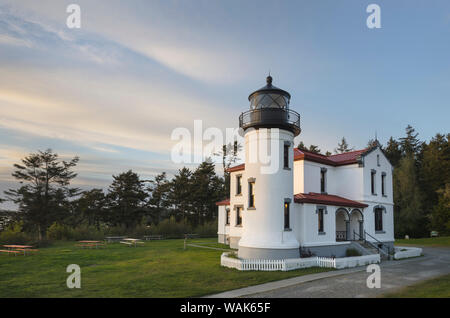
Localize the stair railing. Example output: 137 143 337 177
364 230 391 256
353 230 381 254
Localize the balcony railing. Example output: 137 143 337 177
239 108 301 136
336 231 347 241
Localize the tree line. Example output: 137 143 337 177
0 150 226 240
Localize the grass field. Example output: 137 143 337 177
0 238 331 297
395 236 450 247
383 273 450 298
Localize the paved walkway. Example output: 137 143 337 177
205 246 450 298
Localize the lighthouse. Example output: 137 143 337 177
237 75 301 259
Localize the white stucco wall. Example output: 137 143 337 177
238 128 299 250
217 205 230 237
294 203 339 246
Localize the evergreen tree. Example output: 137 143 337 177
107 170 147 228
308 145 321 154
167 167 192 223
393 155 426 238
399 125 421 157
367 139 380 148
334 137 354 154
384 137 402 167
419 133 450 210
431 184 450 235
190 160 225 226
297 141 306 150
147 172 170 225
4 149 79 239
73 189 106 229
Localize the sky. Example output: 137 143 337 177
0 0 449 209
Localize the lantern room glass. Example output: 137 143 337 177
250 93 289 110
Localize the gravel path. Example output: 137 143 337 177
244 246 450 298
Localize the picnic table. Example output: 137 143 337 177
120 238 144 247
1 245 36 256
77 240 104 249
105 236 126 243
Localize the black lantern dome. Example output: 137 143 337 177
239 76 301 136
248 75 291 109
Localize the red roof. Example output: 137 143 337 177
294 148 369 166
294 192 368 208
226 148 368 172
215 198 230 206
226 163 245 173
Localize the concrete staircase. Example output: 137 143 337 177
352 240 391 261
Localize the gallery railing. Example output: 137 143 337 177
239 108 301 135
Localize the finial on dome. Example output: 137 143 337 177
266 74 273 86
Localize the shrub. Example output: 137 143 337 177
153 217 192 238
194 221 217 237
47 222 104 240
47 222 72 240
345 248 362 257
0 221 30 244
227 252 239 259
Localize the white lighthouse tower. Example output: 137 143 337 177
237 75 301 259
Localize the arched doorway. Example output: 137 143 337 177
350 209 364 240
335 208 349 241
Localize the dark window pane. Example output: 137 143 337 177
236 176 242 195
284 202 290 229
284 145 289 168
375 208 383 231
320 170 326 193
318 209 324 232
236 207 242 226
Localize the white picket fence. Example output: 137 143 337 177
221 252 379 271
316 256 336 268
241 258 285 271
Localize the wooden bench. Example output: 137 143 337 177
120 241 133 246
0 249 21 256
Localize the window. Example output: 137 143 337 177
225 209 230 225
318 208 324 233
381 173 386 196
375 208 383 231
377 154 380 166
320 168 327 193
248 182 255 208
236 207 242 226
236 175 242 195
371 170 376 195
284 202 290 229
284 144 289 168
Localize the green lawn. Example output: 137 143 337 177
383 273 450 298
0 238 331 297
395 236 450 247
